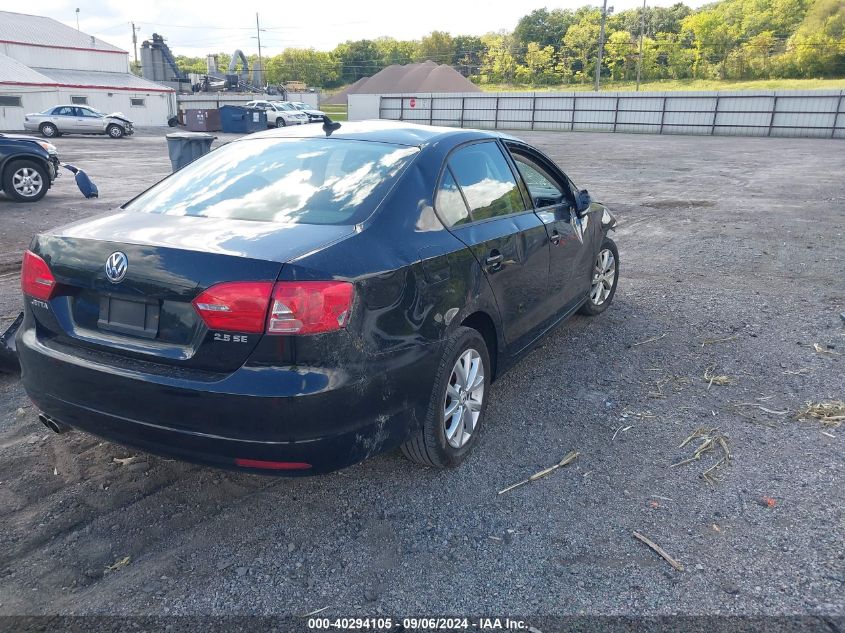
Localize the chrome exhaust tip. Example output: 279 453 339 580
38 413 70 434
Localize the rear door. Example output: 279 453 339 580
505 143 591 313
437 140 550 350
51 106 76 132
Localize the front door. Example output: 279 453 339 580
506 144 591 315
438 140 550 349
76 107 104 132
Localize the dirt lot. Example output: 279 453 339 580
0 129 842 624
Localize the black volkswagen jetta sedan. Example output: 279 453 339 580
16 121 618 474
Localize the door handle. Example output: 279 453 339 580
551 230 561 245
485 251 504 270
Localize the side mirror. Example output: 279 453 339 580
574 189 592 216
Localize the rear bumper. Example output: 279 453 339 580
17 323 439 475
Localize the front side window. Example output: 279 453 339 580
447 142 525 222
510 152 568 209
78 107 100 117
125 138 418 225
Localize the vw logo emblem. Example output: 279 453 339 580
105 251 128 283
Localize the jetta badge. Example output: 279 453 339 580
105 251 128 283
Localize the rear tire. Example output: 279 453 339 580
39 123 58 138
106 124 124 138
401 326 490 469
578 237 619 316
3 159 49 202
276 118 286 128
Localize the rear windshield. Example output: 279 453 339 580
125 137 418 225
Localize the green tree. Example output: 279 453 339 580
524 42 560 84
562 11 601 82
333 40 382 82
416 31 457 63
479 33 518 83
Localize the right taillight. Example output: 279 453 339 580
21 250 57 301
192 280 353 335
267 281 353 335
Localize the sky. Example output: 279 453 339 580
19 0 709 59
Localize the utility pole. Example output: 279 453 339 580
131 22 140 68
594 0 610 92
75 8 80 30
256 13 264 89
636 0 646 91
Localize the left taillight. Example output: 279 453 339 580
192 281 274 334
21 250 57 301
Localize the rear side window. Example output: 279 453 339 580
435 169 471 227
125 138 418 225
447 142 525 222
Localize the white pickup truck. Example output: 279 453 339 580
244 100 309 128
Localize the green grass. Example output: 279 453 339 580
320 104 348 121
478 78 845 92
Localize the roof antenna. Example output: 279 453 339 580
322 115 341 136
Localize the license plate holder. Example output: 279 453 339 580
98 296 160 339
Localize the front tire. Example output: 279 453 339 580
3 159 49 202
401 326 491 468
106 124 124 139
579 237 619 316
39 123 58 138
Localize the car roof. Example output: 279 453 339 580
246 120 521 148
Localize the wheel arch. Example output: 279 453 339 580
460 310 499 381
1 154 51 185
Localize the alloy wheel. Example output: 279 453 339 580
590 248 616 306
443 348 484 449
12 167 44 198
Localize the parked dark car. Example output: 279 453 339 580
15 121 618 475
0 133 60 202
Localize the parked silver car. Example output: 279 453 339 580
288 101 327 123
23 105 134 139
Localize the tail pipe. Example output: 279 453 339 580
39 413 70 434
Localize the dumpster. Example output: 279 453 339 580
165 132 216 172
184 108 221 132
219 105 267 133
244 107 268 132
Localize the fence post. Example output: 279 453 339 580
711 95 720 135
767 95 778 137
530 94 536 131
612 95 620 132
429 95 434 126
400 97 404 121
832 91 844 139
460 96 465 129
571 96 576 131
494 96 500 130
659 96 667 135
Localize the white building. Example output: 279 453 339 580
0 11 176 130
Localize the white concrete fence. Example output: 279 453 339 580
349 90 845 139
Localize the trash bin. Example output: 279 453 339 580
165 132 216 172
184 108 221 132
244 107 267 132
219 105 248 133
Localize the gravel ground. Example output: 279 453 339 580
0 128 842 624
